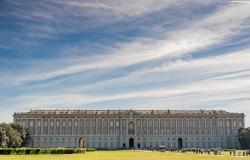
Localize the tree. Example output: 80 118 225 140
0 123 22 148
21 132 31 147
10 123 26 140
10 123 29 147
0 123 29 148
239 127 250 149
0 127 8 147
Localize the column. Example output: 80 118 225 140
181 119 183 135
53 118 56 135
102 118 104 135
90 118 92 135
210 119 212 135
41 118 44 135
140 118 142 136
222 118 225 135
176 118 178 135
152 118 154 135
48 118 50 136
107 118 110 135
198 119 201 135
34 119 37 135
216 118 219 136
134 118 137 135
95 118 97 135
242 118 245 128
147 118 148 135
59 118 62 135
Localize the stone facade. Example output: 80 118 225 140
13 109 245 149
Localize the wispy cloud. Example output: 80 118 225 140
1 1 249 86
2 0 185 38
231 1 250 4
1 0 250 126
4 48 250 110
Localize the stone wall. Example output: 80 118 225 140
13 109 245 149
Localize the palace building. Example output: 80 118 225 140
13 109 245 149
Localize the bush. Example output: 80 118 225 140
40 148 51 154
76 148 87 153
31 148 41 154
0 148 13 154
181 148 195 152
86 148 95 152
15 148 26 154
62 148 74 154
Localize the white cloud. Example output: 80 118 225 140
4 1 249 85
6 48 250 106
231 1 250 4
1 0 250 126
58 0 175 17
6 0 183 36
135 49 250 75
33 43 250 96
5 76 250 111
2 48 250 125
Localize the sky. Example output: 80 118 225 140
0 0 250 126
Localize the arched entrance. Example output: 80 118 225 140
129 138 134 149
79 138 85 148
178 138 183 149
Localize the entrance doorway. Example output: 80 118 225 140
178 137 183 149
79 138 85 148
129 138 134 149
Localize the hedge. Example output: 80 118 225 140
86 148 95 152
0 148 89 155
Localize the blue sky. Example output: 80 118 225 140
1 0 250 125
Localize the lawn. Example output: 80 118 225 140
0 150 250 160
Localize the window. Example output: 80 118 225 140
128 121 135 135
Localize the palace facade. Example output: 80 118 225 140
13 109 245 149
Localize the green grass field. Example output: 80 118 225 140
0 150 250 160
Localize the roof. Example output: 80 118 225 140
13 109 243 116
